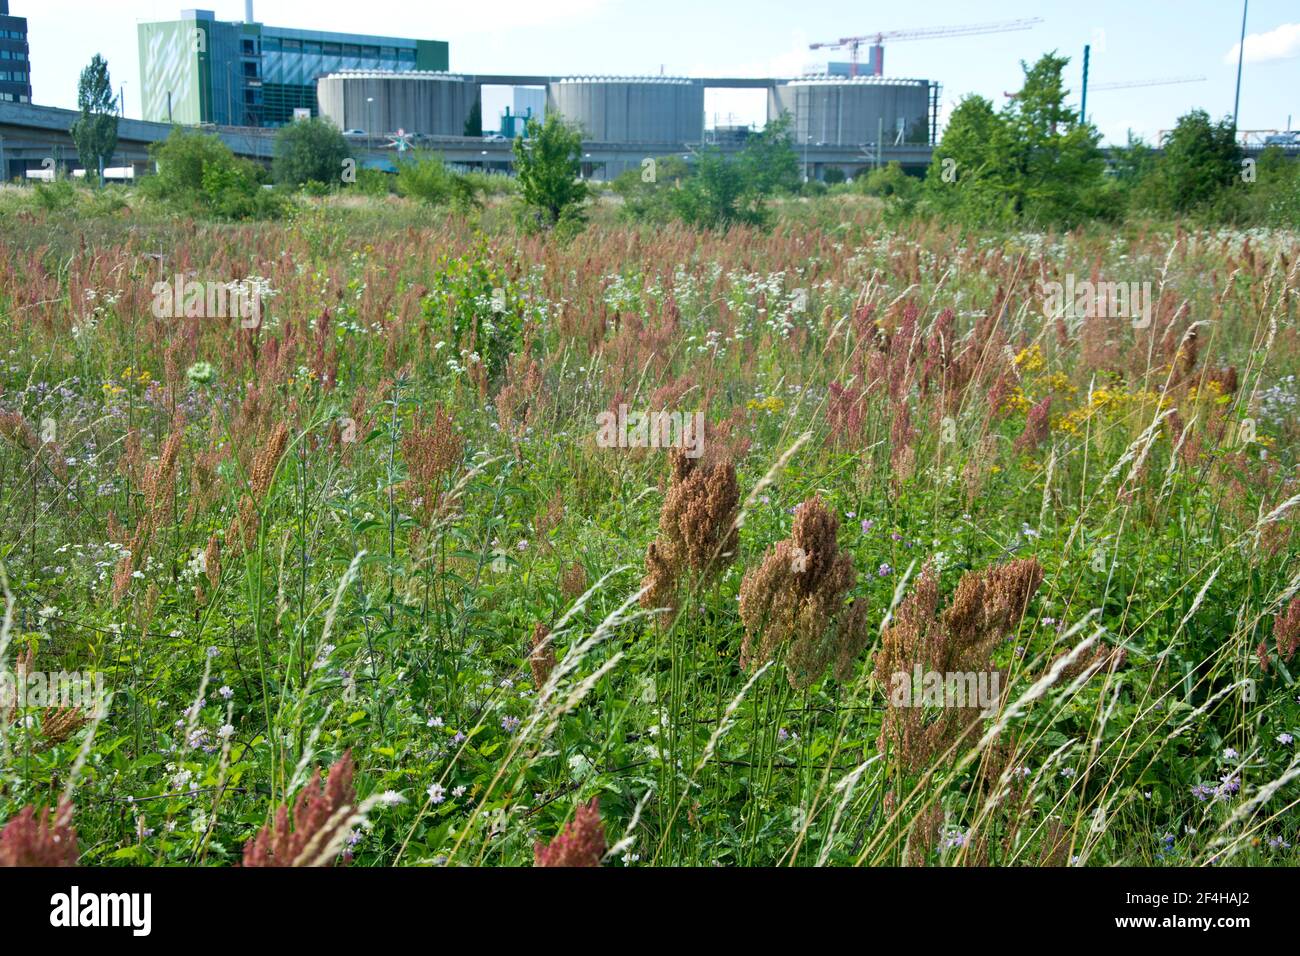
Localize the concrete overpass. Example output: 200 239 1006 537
2 98 1292 185
0 100 276 178
0 99 935 182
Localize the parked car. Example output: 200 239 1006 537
342 129 368 138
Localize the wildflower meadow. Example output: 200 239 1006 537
0 187 1298 876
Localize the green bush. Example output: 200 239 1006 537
394 152 482 210
273 117 352 189
140 128 285 220
669 148 767 228
353 167 394 198
611 155 689 224
32 179 79 212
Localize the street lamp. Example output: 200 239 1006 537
366 96 375 151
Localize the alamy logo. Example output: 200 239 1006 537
1041 275 1152 328
50 887 151 936
0 669 106 714
595 405 704 458
889 666 1001 716
150 274 262 327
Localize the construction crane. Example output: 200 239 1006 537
1089 75 1206 91
809 17 1044 78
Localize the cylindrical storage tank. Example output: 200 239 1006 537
316 71 475 137
548 77 703 144
768 77 930 147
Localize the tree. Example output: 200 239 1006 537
463 100 483 138
921 53 1104 227
1154 109 1241 213
512 113 588 230
1001 52 1105 225
272 117 352 188
736 113 800 196
69 54 118 185
922 94 1017 225
857 161 919 200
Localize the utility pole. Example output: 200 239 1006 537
1232 0 1248 131
1079 44 1090 123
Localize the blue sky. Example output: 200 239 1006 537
20 0 1300 144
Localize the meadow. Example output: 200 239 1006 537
0 188 1298 867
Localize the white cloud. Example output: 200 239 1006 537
1224 22 1300 65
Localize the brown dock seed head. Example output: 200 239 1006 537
534 798 605 867
529 622 557 690
1274 597 1300 665
875 558 1044 773
640 449 739 613
0 801 78 867
1014 395 1052 453
402 403 464 519
242 751 356 867
38 707 89 749
560 561 588 600
250 421 289 501
738 498 866 690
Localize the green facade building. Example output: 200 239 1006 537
138 8 448 127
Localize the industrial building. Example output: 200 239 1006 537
769 76 931 148
499 86 545 138
137 6 448 127
311 70 936 179
0 0 31 105
549 77 704 144
317 71 476 138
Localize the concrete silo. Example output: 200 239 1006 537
548 77 703 143
316 71 477 137
768 76 930 147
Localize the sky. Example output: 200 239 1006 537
17 0 1300 145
